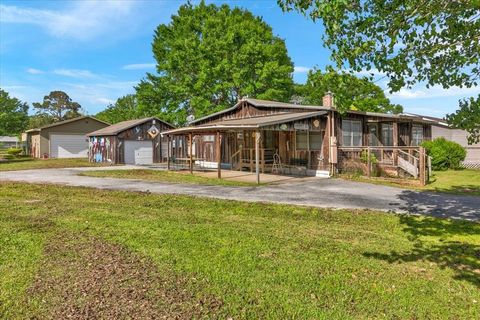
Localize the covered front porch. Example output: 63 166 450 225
164 110 332 184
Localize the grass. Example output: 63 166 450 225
340 169 480 196
80 169 261 187
1 182 479 319
0 158 108 171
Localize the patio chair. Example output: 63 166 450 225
272 153 283 174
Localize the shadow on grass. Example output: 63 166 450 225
430 185 480 196
364 215 480 287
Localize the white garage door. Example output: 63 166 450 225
50 134 88 158
124 140 153 165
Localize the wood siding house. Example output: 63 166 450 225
164 94 433 183
87 117 175 165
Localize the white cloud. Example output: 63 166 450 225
53 69 98 78
387 85 479 100
0 1 137 41
26 68 44 74
122 63 156 70
294 66 311 73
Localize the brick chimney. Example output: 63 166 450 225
322 91 334 108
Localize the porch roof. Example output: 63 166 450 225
164 111 327 135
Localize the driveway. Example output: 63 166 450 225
1 167 479 221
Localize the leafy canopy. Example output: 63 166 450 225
278 0 479 91
0 89 29 136
278 0 480 142
95 95 138 124
32 91 82 123
297 68 403 113
136 1 294 125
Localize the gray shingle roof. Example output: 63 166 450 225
87 117 174 136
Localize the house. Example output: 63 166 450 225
403 113 480 169
0 136 19 148
164 93 433 183
87 117 175 165
23 116 110 158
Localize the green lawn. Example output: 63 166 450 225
80 169 261 187
1 182 479 319
340 169 480 196
0 158 108 171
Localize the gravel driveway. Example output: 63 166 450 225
1 167 479 221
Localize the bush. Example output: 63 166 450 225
422 137 466 170
6 147 23 156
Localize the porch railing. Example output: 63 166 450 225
337 146 431 184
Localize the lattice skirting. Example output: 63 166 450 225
461 161 480 169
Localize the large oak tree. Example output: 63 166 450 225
278 0 480 142
136 1 294 124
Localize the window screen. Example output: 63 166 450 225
296 131 308 150
412 125 424 146
381 124 393 146
309 131 323 150
342 120 362 146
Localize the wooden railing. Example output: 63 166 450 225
338 146 430 184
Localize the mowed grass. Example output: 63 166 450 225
0 158 108 171
80 169 261 187
341 169 480 196
1 182 479 319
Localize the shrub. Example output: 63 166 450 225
6 147 23 156
360 150 378 165
422 137 466 170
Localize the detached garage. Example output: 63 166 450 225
24 116 110 158
87 117 174 165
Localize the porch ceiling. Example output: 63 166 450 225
163 111 327 135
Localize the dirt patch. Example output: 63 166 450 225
27 232 220 319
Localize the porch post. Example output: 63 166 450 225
167 135 171 170
255 130 260 184
189 132 193 174
216 131 221 179
419 146 426 186
393 122 399 166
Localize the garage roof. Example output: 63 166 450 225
87 117 174 136
25 116 110 133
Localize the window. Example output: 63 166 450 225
368 124 379 146
265 131 274 149
412 125 424 146
381 123 394 146
309 131 323 150
342 119 362 146
296 131 308 149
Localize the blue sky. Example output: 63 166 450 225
1 0 478 117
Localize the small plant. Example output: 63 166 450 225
6 147 23 156
360 150 378 165
422 138 466 170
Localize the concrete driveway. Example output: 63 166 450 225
1 167 479 222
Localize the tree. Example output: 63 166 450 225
0 89 29 136
136 1 294 124
447 95 480 144
32 91 82 122
278 0 480 141
95 94 138 124
297 68 403 114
